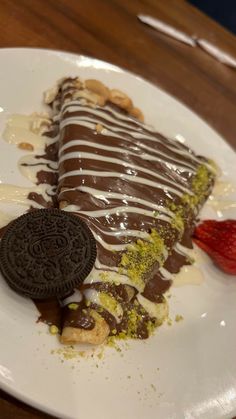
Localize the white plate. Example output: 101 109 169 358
0 48 236 419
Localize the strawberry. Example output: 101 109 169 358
193 220 236 275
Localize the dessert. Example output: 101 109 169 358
0 77 216 346
40 77 215 344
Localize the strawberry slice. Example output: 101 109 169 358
193 220 236 275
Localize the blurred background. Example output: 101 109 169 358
190 0 236 34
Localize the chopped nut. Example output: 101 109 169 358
44 85 59 104
59 199 69 209
96 123 104 134
18 142 34 151
129 107 144 122
73 77 82 89
73 89 106 107
85 79 110 101
109 89 133 111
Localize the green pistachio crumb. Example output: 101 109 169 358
68 303 79 310
146 320 156 336
99 292 119 315
171 211 184 232
120 229 165 291
181 164 213 209
49 325 59 335
99 272 109 282
175 314 184 322
97 306 104 313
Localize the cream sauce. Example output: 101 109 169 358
2 113 53 149
0 210 15 229
173 265 204 287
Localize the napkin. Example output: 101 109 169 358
138 14 236 68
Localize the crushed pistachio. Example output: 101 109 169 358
151 383 157 392
111 307 148 340
107 337 118 348
181 164 213 209
146 320 157 336
125 308 142 338
207 158 220 175
61 349 80 360
175 314 184 322
192 165 211 195
90 309 103 322
99 271 109 282
167 164 214 231
181 193 198 209
51 346 84 361
115 331 127 340
99 292 120 316
106 163 213 343
49 325 59 335
68 303 79 310
120 229 165 291
97 306 104 314
171 210 185 232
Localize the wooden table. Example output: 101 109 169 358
0 1 236 418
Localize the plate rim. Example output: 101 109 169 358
1 46 235 153
0 47 236 153
0 47 236 419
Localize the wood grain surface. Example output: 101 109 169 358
0 0 236 418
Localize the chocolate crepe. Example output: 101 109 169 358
38 77 215 344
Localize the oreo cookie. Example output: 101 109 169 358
0 209 97 299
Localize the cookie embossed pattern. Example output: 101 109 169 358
0 209 97 299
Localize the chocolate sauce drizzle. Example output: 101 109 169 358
1 77 215 341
